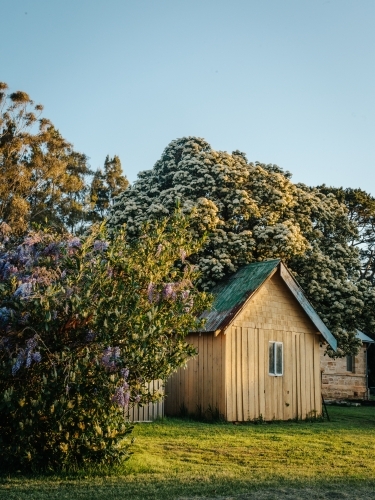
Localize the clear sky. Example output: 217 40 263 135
1 0 374 193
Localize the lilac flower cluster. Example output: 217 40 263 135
93 240 109 252
101 346 121 372
13 281 34 299
147 282 160 303
0 307 13 327
68 237 81 249
85 330 97 342
112 367 130 408
147 280 194 310
12 335 42 376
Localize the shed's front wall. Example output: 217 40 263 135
320 345 368 400
226 272 322 421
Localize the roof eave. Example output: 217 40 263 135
279 262 337 351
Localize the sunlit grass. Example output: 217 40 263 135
1 406 374 499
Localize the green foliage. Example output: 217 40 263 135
89 155 129 223
0 81 93 235
108 137 373 354
0 214 211 470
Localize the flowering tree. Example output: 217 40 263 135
0 215 210 469
108 137 375 355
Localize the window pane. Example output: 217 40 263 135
269 342 275 374
346 355 353 372
276 343 283 375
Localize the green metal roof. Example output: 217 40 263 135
201 259 280 332
200 259 337 351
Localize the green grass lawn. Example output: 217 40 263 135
1 406 374 499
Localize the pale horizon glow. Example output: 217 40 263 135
1 0 374 194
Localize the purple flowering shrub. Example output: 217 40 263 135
0 215 211 470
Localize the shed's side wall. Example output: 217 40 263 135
320 345 368 400
164 332 226 417
226 272 322 421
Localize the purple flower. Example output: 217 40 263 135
147 282 155 302
68 237 81 249
163 283 177 300
32 352 42 363
14 282 33 299
93 240 109 252
112 386 130 408
147 283 161 303
134 394 141 403
26 336 38 350
85 330 96 342
12 335 41 375
0 307 12 326
12 351 24 375
43 242 60 258
101 346 121 372
24 234 42 246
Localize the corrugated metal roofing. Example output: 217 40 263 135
201 259 280 332
356 330 375 343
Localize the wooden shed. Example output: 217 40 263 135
165 259 337 422
321 330 374 400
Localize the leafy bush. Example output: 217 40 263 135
0 216 211 470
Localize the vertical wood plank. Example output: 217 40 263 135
247 328 256 420
313 336 322 415
300 333 307 419
225 329 233 421
232 327 237 420
264 329 271 421
236 327 243 421
207 334 213 412
284 331 293 420
296 333 301 419
305 334 313 415
258 328 266 419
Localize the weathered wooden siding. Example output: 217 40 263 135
164 332 226 417
126 379 164 422
226 272 322 421
320 345 368 400
165 270 323 421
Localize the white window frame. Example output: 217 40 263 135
269 341 283 376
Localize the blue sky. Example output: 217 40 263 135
1 0 374 193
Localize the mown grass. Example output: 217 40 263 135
1 406 374 499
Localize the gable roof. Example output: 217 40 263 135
201 259 337 351
356 330 375 343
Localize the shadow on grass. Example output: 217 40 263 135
0 473 375 500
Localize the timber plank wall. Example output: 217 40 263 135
165 272 322 421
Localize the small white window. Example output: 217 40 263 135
346 355 355 373
269 341 283 376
